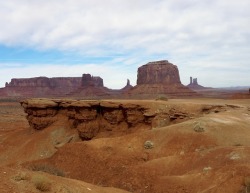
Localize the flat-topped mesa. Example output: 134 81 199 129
81 74 103 87
6 77 82 88
128 60 197 98
6 77 51 87
137 60 181 85
1 77 82 97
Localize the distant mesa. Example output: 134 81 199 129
0 60 198 99
1 77 82 97
137 60 181 85
5 76 81 88
128 60 197 97
187 76 207 90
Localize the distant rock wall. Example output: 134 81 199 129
6 77 82 88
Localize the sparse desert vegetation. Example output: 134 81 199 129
1 98 250 193
32 175 51 192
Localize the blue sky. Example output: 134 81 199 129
0 0 249 89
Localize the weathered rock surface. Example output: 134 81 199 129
0 74 108 98
1 77 82 97
137 60 181 85
129 60 197 98
20 98 200 140
6 77 82 88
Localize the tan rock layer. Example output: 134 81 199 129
20 99 196 140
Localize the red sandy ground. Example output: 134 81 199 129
0 99 250 193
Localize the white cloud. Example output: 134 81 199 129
0 0 250 87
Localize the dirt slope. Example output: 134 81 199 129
1 99 250 192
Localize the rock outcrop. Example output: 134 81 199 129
120 79 133 92
6 77 82 88
81 74 103 87
67 74 110 97
137 60 181 85
128 60 197 98
187 77 206 90
21 98 197 140
0 74 108 98
0 60 200 99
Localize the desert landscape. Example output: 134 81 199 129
0 60 250 193
1 1 250 192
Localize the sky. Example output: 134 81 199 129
0 0 249 89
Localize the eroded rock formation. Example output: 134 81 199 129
137 60 181 85
1 77 82 97
0 60 199 99
81 74 103 87
21 98 196 140
120 79 133 92
187 76 207 90
6 77 82 88
0 74 107 98
129 60 197 98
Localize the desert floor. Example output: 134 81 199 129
0 98 250 193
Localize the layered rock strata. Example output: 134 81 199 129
21 98 196 140
137 60 181 85
129 60 197 97
1 74 107 98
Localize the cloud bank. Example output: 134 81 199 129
0 0 249 88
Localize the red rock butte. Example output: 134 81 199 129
137 60 181 85
129 60 197 98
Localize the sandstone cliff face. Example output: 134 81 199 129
1 75 108 98
21 99 196 140
137 60 181 85
129 60 197 98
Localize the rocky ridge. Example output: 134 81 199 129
20 98 201 140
